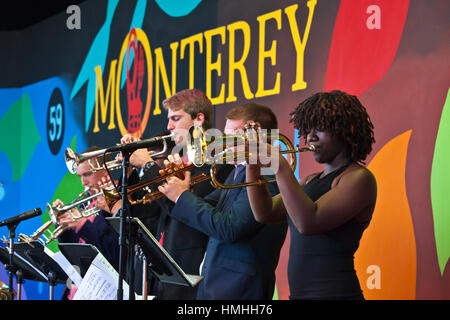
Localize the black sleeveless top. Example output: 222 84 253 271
287 163 366 300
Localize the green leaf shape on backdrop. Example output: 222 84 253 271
430 87 450 276
0 93 41 181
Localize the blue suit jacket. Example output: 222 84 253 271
170 166 287 300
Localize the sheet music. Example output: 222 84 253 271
73 253 134 300
43 246 82 286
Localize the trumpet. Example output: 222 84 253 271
123 162 211 206
18 189 112 245
65 133 174 174
209 144 315 189
186 125 315 189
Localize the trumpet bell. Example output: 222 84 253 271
65 148 78 174
64 132 173 174
47 202 59 225
187 126 207 167
102 188 120 212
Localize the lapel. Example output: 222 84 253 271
216 167 245 211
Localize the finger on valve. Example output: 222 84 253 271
53 199 64 208
121 134 139 144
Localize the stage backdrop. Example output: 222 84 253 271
0 0 448 300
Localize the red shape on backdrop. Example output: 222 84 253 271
126 28 145 134
325 0 410 96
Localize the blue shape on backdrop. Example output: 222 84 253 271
0 76 87 300
155 0 203 17
120 0 148 89
69 0 120 132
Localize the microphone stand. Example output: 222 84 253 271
6 223 18 299
117 151 136 300
1 208 41 300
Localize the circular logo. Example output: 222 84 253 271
46 88 65 155
116 28 153 138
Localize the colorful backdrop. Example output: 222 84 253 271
0 0 448 300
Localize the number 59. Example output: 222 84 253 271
49 103 63 142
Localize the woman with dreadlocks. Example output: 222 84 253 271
246 91 377 300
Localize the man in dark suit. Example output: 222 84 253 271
158 103 288 299
121 89 232 299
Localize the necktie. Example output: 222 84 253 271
233 164 245 182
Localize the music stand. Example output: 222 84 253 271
0 246 48 300
58 243 152 300
58 243 99 278
105 217 203 294
13 241 69 300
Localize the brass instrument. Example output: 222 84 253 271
0 280 14 300
123 165 211 206
95 162 208 207
19 126 311 245
65 133 174 174
187 125 315 189
18 162 208 244
18 189 111 245
210 144 315 189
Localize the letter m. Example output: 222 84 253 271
93 60 118 132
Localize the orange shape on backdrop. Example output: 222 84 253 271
355 130 417 299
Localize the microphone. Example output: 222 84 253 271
0 208 42 227
106 134 173 153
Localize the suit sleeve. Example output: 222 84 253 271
169 180 279 243
169 189 256 243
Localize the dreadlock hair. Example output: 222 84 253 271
290 91 375 164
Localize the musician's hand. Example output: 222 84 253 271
57 211 86 231
110 199 122 215
52 199 64 208
243 121 279 168
95 194 108 212
119 134 155 169
158 154 184 175
158 171 191 202
116 134 137 163
158 154 191 202
97 175 113 189
246 142 279 168
131 148 155 169
243 120 261 132
94 176 114 213
120 134 138 145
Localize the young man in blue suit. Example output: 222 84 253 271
120 89 233 299
158 103 288 300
